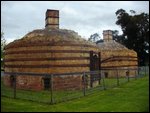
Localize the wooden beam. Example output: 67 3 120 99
4 50 90 55
5 43 97 50
4 64 90 68
101 65 138 69
4 57 90 62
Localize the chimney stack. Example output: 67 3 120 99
45 9 59 29
103 30 113 42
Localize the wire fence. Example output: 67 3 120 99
1 66 149 104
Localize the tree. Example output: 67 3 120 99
88 33 101 43
1 32 6 58
112 30 125 45
96 30 123 44
115 9 149 66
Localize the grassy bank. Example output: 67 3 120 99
1 77 133 103
1 76 149 112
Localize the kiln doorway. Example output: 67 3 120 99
43 78 50 90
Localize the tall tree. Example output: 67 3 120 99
115 9 149 66
88 33 101 43
1 32 6 58
112 30 125 45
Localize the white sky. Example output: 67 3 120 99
1 1 149 43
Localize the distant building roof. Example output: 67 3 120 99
97 40 128 50
97 30 128 50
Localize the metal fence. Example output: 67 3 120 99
1 66 149 104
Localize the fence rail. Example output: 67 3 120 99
1 66 149 104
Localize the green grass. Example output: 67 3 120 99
1 77 132 103
1 76 149 112
1 80 84 103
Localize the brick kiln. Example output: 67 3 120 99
3 9 101 91
97 30 138 78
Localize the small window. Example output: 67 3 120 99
126 71 129 76
10 75 15 87
93 54 98 59
43 78 51 90
104 72 108 78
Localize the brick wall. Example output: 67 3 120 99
3 74 84 91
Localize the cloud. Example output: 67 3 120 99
1 1 149 43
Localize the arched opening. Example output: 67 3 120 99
90 51 101 87
104 72 108 78
43 77 51 90
10 75 15 87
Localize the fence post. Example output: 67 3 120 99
145 66 147 76
13 75 16 99
128 75 129 82
138 67 140 77
83 72 86 96
137 68 139 78
116 69 119 86
135 70 137 79
50 74 54 104
98 70 101 85
101 71 106 90
126 70 129 82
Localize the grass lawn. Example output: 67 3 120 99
1 76 149 112
1 80 99 103
1 77 134 104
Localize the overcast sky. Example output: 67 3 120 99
1 1 149 43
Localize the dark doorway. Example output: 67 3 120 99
93 55 99 70
90 51 101 87
104 72 108 78
43 78 50 90
90 51 100 71
10 75 15 87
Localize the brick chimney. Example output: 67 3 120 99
45 9 59 29
103 30 113 42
